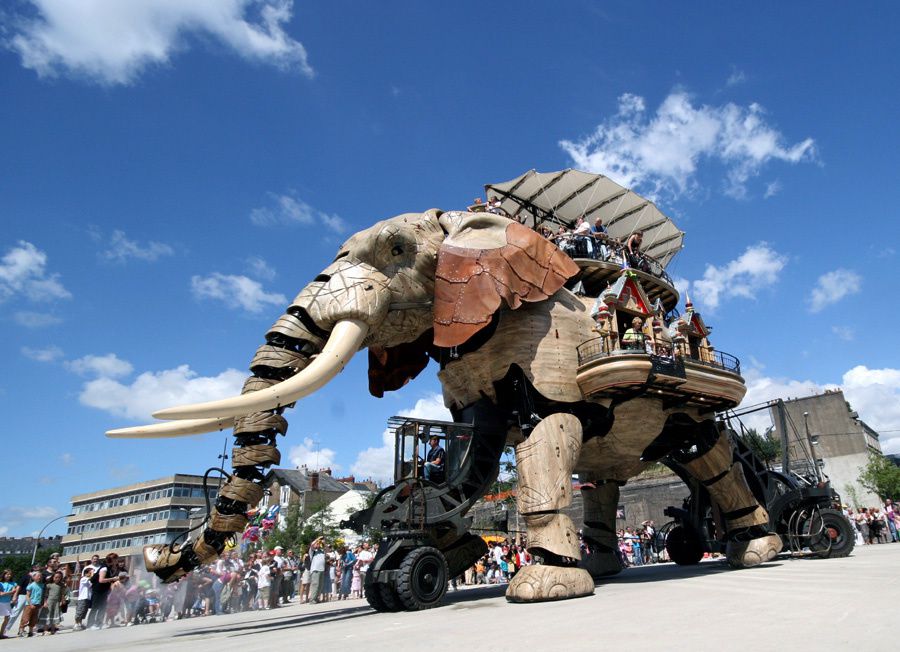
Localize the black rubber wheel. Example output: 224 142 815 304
396 546 448 611
364 573 402 612
665 524 705 566
808 508 856 558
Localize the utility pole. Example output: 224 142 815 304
217 437 229 490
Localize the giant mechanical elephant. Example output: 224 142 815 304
112 209 782 604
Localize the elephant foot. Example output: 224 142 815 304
506 565 594 603
579 550 623 579
725 534 783 569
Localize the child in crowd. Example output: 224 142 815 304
0 569 16 638
18 572 43 637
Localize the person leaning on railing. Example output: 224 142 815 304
621 317 646 350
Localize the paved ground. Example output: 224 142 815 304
11 544 898 651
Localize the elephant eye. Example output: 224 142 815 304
391 245 404 256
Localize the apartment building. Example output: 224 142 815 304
59 474 218 566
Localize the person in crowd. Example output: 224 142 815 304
269 547 284 609
241 560 258 612
256 555 271 610
7 565 36 634
0 569 16 638
350 548 362 599
308 537 326 604
356 541 374 589
299 547 312 603
39 570 66 635
87 553 120 629
339 546 355 600
883 499 899 542
281 549 297 603
18 571 43 637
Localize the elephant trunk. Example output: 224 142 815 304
139 263 386 582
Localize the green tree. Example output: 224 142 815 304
858 453 900 501
742 427 781 468
0 544 62 579
299 503 340 548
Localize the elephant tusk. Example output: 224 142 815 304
106 417 235 439
151 319 368 421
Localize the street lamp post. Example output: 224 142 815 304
32 514 75 564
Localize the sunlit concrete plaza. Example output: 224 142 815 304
16 544 897 652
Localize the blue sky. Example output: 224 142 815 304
2 1 898 537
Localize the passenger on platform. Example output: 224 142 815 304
488 196 504 215
625 231 649 272
572 216 592 257
591 217 609 260
622 318 646 351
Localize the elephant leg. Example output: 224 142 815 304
579 480 624 578
678 424 782 568
507 413 594 603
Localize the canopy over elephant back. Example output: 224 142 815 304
111 207 781 604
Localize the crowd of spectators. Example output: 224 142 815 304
844 499 899 545
0 539 379 639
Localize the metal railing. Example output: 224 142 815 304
552 234 675 287
576 336 741 375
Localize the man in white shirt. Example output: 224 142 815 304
308 538 327 603
356 542 374 587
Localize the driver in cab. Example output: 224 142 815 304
424 436 445 482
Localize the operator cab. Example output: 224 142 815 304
391 417 474 486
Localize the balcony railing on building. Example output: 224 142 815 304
577 336 741 376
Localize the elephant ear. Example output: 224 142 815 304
434 212 579 348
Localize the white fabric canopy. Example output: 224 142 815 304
484 169 684 268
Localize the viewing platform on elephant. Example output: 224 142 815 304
575 330 746 412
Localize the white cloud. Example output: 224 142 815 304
21 345 64 362
191 273 287 313
726 67 747 87
808 269 862 313
560 91 816 200
739 365 900 454
831 326 855 342
101 230 174 263
288 436 339 472
60 452 74 466
67 353 134 378
0 506 59 530
350 393 451 482
8 0 313 86
245 256 277 281
13 311 63 328
690 243 787 311
0 241 71 303
250 193 348 233
79 364 245 420
764 180 782 199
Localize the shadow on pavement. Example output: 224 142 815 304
174 604 374 637
599 558 784 585
175 558 792 634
